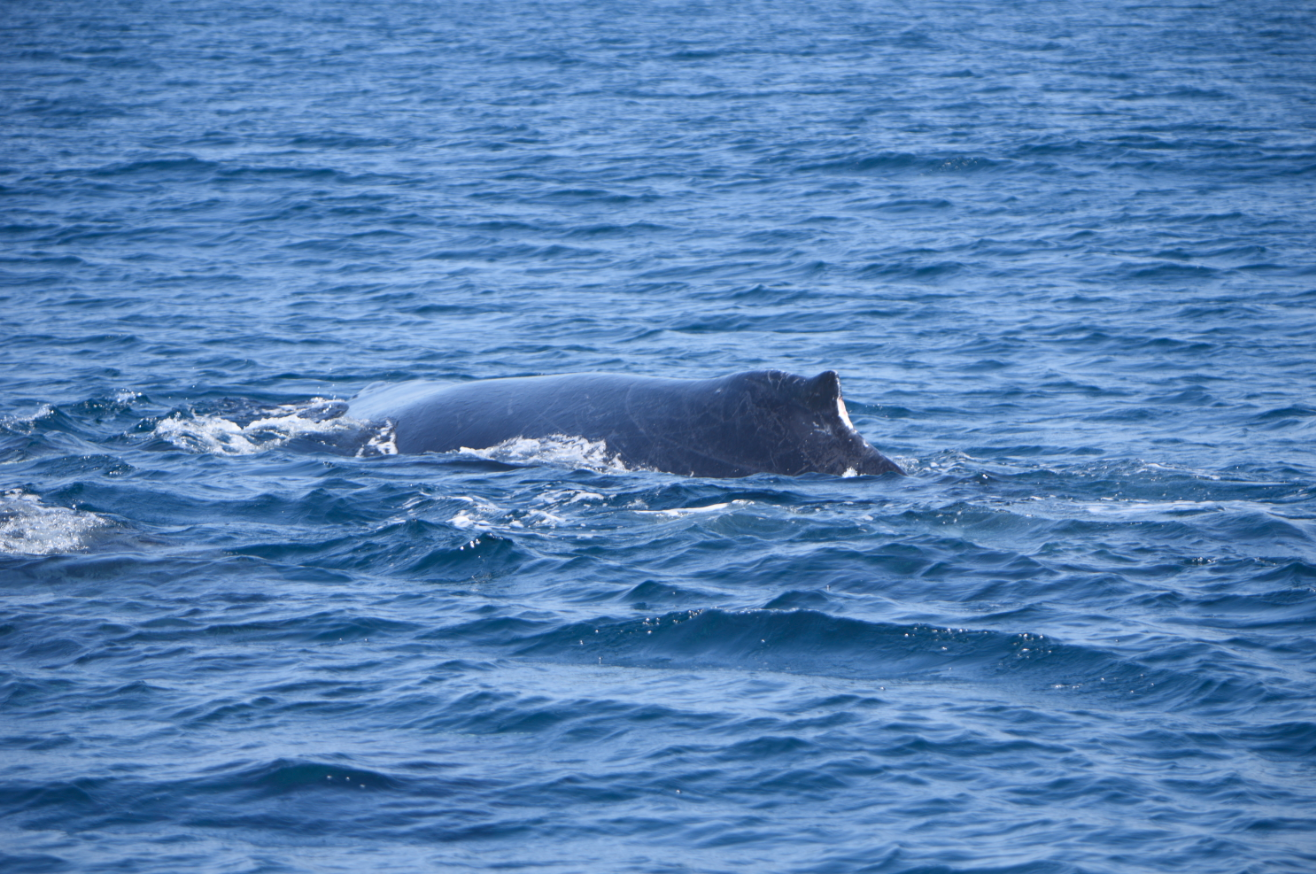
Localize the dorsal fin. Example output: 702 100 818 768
802 370 841 412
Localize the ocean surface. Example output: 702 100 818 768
3 1 1315 871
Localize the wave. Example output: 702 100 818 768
417 607 1267 713
791 151 1008 176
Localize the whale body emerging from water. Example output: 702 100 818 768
348 370 903 478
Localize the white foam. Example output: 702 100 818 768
1136 460 1222 481
153 399 380 456
460 435 631 473
1078 498 1297 521
448 495 571 531
155 415 263 455
449 509 490 530
638 500 751 518
358 419 397 457
536 489 605 505
448 495 502 526
522 509 567 527
1080 499 1215 518
0 489 109 555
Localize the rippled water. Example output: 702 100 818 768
3 1 1315 871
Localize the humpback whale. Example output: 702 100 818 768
348 370 903 478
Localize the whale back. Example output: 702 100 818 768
348 370 902 478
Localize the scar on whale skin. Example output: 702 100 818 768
347 370 903 478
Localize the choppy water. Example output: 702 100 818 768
3 1 1316 871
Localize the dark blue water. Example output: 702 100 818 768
3 1 1315 871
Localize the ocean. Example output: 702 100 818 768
2 1 1315 871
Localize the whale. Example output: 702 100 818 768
347 370 903 478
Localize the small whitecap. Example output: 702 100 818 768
2 404 54 430
449 510 489 530
524 509 567 527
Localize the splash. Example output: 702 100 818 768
153 399 391 457
0 489 109 555
460 434 631 473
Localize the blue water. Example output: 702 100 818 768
3 1 1316 871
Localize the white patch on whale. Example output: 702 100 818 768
836 397 856 432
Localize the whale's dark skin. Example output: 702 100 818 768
348 370 903 478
